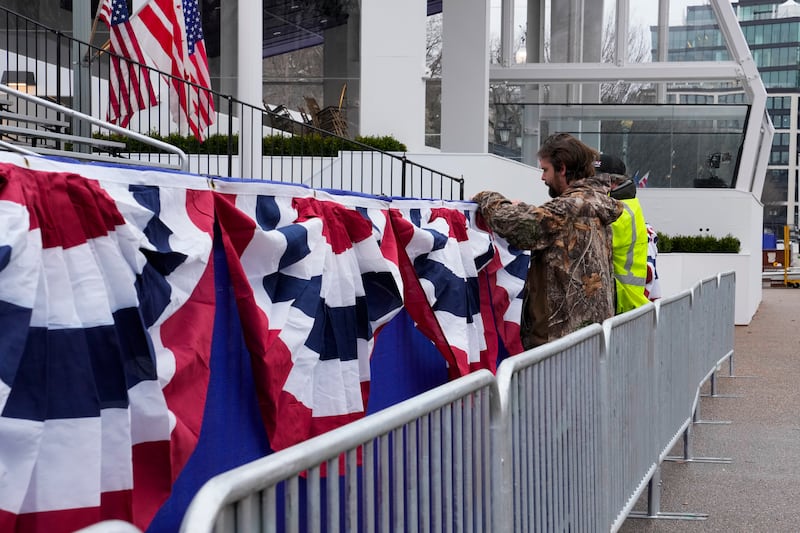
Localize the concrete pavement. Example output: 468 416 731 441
619 286 800 532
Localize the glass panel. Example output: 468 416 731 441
258 2 360 136
490 102 749 189
425 13 443 148
489 0 533 65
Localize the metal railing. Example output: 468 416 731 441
178 271 737 533
178 370 499 533
0 82 187 169
0 6 464 199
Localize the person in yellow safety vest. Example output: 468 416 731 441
595 154 650 314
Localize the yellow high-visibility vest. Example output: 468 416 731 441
612 197 649 314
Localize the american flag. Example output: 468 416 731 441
98 0 158 127
128 0 192 138
182 0 216 140
126 0 215 141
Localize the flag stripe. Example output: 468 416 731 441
99 0 157 125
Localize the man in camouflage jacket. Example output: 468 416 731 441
473 133 622 349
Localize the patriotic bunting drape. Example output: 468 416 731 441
0 155 526 532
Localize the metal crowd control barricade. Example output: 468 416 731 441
665 279 733 465
627 289 708 521
494 325 607 533
179 370 501 533
716 271 737 374
601 304 660 531
695 275 739 410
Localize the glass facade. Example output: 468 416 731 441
492 102 748 188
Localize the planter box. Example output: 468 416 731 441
657 252 759 325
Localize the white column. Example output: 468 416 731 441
440 0 490 153
72 0 91 146
360 1 426 151
237 0 263 178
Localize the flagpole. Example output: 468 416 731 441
84 0 105 62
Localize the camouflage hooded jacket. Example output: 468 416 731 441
474 177 622 349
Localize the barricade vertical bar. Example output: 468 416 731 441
261 486 278 533
511 375 522 532
392 427 403 532
431 410 442 533
463 397 473 533
489 383 508 533
420 415 431 533
406 423 418 533
453 398 464 533
566 353 577 531
522 370 531 533
479 390 488 532
236 493 258 532
263 485 276 533
379 434 389 533
326 458 339 533
443 404 453 533
599 323 613 531
307 467 321 533
285 477 299 533
346 448 358 532
545 359 555 533
364 440 375 533
532 367 541 533
216 507 235 533
554 356 565 531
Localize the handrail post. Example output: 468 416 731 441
401 154 408 197
227 95 234 178
56 31 62 112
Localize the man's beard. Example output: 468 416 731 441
548 186 559 198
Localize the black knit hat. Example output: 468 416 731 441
595 154 626 175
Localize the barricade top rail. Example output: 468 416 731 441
655 287 693 308
179 368 498 533
494 323 604 409
602 299 655 332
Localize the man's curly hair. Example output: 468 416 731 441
537 133 599 183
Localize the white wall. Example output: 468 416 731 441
404 152 547 204
638 188 763 325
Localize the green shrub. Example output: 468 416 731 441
93 132 406 155
656 232 740 253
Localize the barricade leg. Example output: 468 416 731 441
665 413 732 464
627 466 708 521
702 368 742 400
719 350 760 380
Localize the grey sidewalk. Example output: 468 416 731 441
620 286 800 532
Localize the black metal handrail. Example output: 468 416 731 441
0 6 464 200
